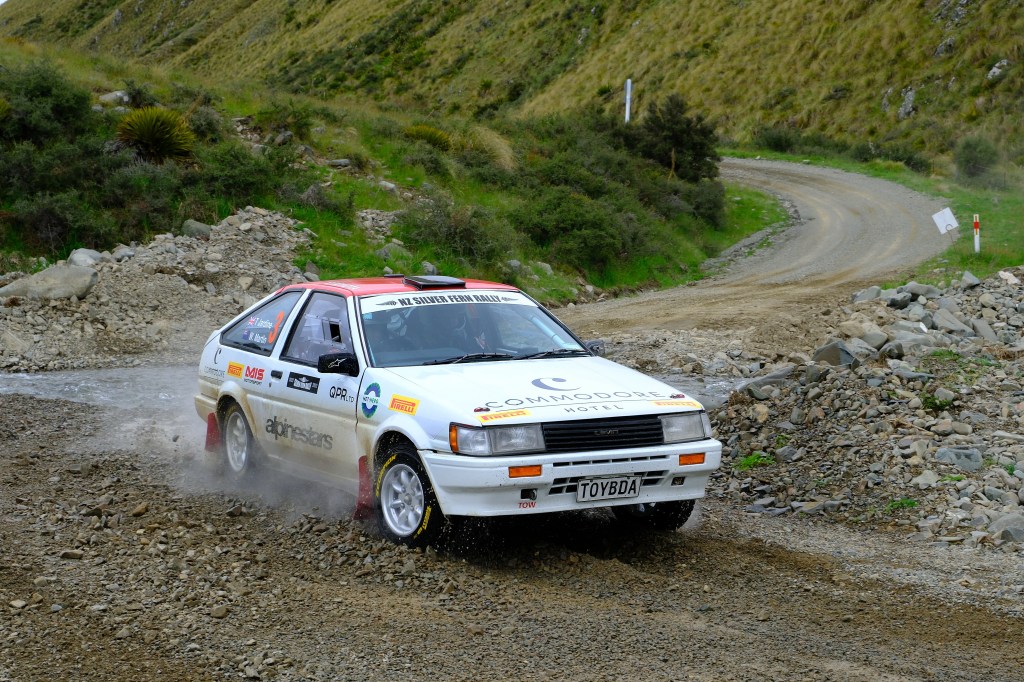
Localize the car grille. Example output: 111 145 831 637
549 470 668 496
542 415 664 453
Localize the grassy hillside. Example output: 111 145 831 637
0 40 786 304
1 0 1021 155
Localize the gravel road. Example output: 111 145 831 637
4 161 1023 681
561 158 948 354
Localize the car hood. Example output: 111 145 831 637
377 356 704 423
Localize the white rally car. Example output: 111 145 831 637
195 275 721 546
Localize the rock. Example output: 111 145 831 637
68 248 104 268
852 286 880 303
210 605 229 619
375 243 412 261
987 59 1010 80
935 448 983 471
811 340 861 368
181 219 212 239
886 291 914 310
911 470 940 488
0 265 98 300
534 261 554 276
328 159 351 168
903 281 942 299
98 90 129 105
971 318 998 343
998 270 1021 285
933 387 956 402
130 502 149 517
960 271 981 288
932 308 973 334
421 261 438 276
59 549 84 560
378 180 397 192
988 513 1024 542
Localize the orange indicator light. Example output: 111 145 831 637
678 453 706 466
508 465 542 478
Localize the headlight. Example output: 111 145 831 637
449 423 545 456
661 412 708 443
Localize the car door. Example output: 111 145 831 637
257 291 362 490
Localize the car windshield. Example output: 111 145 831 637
358 290 587 368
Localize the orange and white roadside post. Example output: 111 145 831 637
974 214 980 254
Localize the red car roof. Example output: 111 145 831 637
277 277 520 297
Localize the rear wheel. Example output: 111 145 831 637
374 443 446 547
221 403 258 479
612 499 695 531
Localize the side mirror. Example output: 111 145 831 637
318 352 360 377
585 339 606 357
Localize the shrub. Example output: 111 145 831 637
403 142 450 177
0 61 94 145
680 179 726 227
954 136 999 178
255 99 315 140
8 191 116 256
632 94 719 182
753 124 800 152
403 124 452 151
401 194 514 262
188 105 226 143
117 107 196 164
457 125 516 171
881 143 930 173
511 187 622 271
122 79 159 108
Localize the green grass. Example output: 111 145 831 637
884 497 918 513
734 451 774 471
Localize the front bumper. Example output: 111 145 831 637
420 438 721 517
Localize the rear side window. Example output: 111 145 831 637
282 292 354 365
222 291 302 355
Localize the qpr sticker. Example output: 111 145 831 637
287 372 320 394
361 382 381 418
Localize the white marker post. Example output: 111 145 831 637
625 78 632 123
932 207 959 246
973 214 980 253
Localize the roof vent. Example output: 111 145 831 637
403 275 466 290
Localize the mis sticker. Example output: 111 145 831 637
389 395 420 416
227 362 244 378
361 382 381 418
479 409 531 423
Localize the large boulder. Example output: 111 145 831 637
811 340 861 368
0 264 98 300
988 513 1024 543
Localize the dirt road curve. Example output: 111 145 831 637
561 158 947 352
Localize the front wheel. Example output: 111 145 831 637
374 444 446 547
612 499 695 531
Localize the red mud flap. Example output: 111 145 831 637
354 457 374 520
204 413 222 452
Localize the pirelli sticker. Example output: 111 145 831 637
227 361 244 379
652 399 702 409
389 394 420 416
479 409 531 423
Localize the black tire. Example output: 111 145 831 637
374 443 446 547
220 403 258 479
612 499 695 531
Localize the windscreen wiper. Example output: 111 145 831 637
423 353 516 365
514 348 590 360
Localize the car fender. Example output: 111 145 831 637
216 381 258 429
370 412 434 457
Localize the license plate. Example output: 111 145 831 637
576 476 641 502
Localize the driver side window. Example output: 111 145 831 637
282 292 353 365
